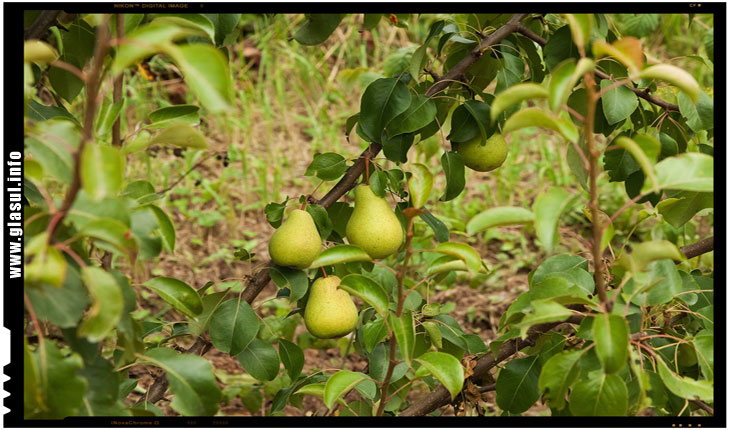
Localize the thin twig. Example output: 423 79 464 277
112 14 124 147
49 15 111 241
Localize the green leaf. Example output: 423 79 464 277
236 338 280 381
593 38 644 76
622 14 659 38
304 204 333 240
79 218 137 256
148 205 175 253
369 170 388 197
269 266 308 303
209 298 260 356
514 299 572 339
563 14 592 49
639 64 700 103
359 77 411 142
77 356 129 416
408 20 444 80
626 259 683 306
24 339 86 419
600 79 639 124
24 234 67 289
656 191 713 228
163 43 233 112
420 210 449 243
569 372 628 416
112 22 204 74
278 339 304 381
95 98 124 138
434 242 482 273
678 90 713 132
323 371 369 409
190 291 226 336
77 267 123 342
495 355 541 413
503 108 578 143
532 187 574 252
539 349 585 409
440 152 465 201
150 14 215 42
618 240 684 273
204 13 241 46
150 123 209 149
80 144 124 201
143 347 222 415
694 331 714 381
362 318 388 353
339 274 389 317
549 59 595 113
466 206 534 235
24 40 59 64
388 311 415 365
592 313 629 374
147 105 200 130
26 265 88 328
448 99 495 143
142 277 203 318
305 152 347 181
491 83 548 122
408 163 433 209
310 244 372 268
614 136 657 190
415 352 464 400
382 133 415 163
425 255 468 277
648 152 713 193
656 356 713 402
293 14 345 45
26 100 80 126
387 94 437 137
543 26 579 72
363 14 382 30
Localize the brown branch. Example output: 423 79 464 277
515 23 680 112
112 14 124 147
425 14 528 98
49 15 111 240
24 10 61 40
680 236 713 260
690 398 714 415
399 310 584 416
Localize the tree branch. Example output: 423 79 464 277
24 10 61 40
680 236 713 260
514 23 680 112
399 310 583 416
112 14 124 147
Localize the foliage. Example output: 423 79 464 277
22 11 714 419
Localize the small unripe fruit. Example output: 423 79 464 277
455 133 508 172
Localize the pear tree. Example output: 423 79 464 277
19 10 715 421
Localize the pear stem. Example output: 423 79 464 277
364 155 371 185
320 266 328 278
376 212 417 417
300 200 307 210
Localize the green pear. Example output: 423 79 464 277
456 133 508 172
268 209 322 269
346 184 403 259
304 276 358 339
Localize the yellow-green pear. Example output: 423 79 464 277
456 133 508 172
268 209 322 269
304 276 358 339
346 184 403 259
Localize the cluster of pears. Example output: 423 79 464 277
455 133 508 172
267 182 404 340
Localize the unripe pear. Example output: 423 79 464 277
268 209 322 269
346 184 403 259
304 276 358 339
455 133 508 172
